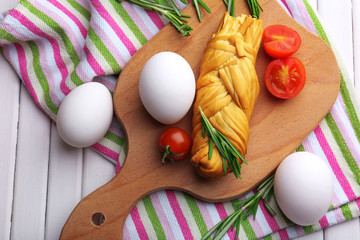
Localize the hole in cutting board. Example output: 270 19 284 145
92 212 106 226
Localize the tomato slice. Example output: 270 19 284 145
263 25 301 58
265 57 306 99
158 127 191 163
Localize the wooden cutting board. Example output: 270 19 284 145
60 0 340 239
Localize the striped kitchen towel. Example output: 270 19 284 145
1 0 360 239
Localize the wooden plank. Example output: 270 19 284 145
0 1 22 239
45 123 83 240
307 0 318 10
11 86 51 239
318 0 354 82
354 0 360 91
0 55 20 240
295 230 323 240
325 218 360 240
82 148 115 198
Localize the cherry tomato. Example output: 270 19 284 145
265 57 306 99
263 25 301 58
158 127 191 164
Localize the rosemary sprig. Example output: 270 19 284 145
201 174 276 240
172 0 211 22
246 0 263 19
118 0 263 35
199 107 247 179
224 0 263 18
192 0 212 22
117 0 193 36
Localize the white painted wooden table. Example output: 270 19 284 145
0 0 359 239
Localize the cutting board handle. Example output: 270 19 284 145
60 157 157 240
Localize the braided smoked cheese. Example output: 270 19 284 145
191 12 263 178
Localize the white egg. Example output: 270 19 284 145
139 51 195 125
56 82 113 148
274 152 333 226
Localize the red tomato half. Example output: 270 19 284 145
265 57 306 99
158 127 191 164
263 25 301 58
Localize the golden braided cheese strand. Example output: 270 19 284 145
191 12 263 178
